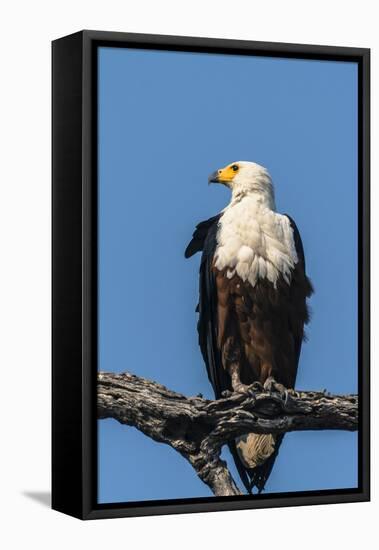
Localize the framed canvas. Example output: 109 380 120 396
52 30 370 520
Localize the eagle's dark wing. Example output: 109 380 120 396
185 214 230 398
285 215 314 368
184 215 221 259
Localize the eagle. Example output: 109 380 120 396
185 161 313 494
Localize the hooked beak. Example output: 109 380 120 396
208 170 220 184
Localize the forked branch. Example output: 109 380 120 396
97 371 358 496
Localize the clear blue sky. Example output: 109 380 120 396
97 46 358 504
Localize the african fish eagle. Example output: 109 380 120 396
185 161 313 494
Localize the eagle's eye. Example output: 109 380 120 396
231 164 239 172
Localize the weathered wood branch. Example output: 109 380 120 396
97 371 358 497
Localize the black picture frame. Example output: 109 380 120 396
52 30 370 520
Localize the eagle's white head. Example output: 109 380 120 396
208 161 275 209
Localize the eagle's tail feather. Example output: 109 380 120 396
228 440 253 494
247 434 285 493
229 434 285 494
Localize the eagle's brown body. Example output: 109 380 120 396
215 263 311 391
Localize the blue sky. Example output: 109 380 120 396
97 46 358 503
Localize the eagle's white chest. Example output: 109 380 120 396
214 196 298 287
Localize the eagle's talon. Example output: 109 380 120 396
250 381 264 392
263 377 288 398
221 390 233 398
246 388 257 402
282 389 291 405
233 383 252 395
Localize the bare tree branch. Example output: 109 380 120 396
97 371 358 496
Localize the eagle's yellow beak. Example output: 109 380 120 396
208 164 238 185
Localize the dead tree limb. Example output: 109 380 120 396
97 371 358 497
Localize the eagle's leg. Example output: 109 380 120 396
222 336 249 393
222 336 251 394
222 336 261 396
229 363 252 394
